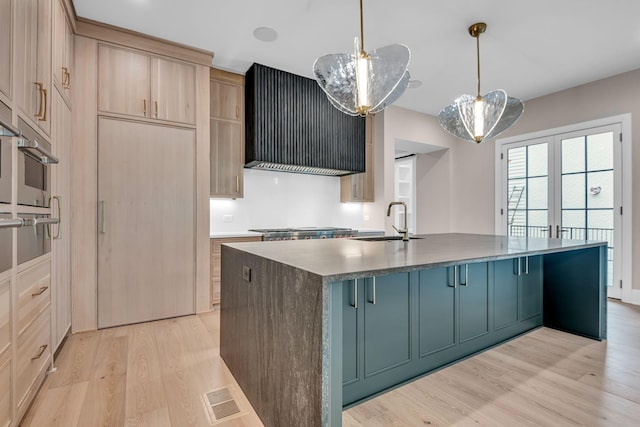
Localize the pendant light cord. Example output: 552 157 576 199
359 0 365 52
476 33 481 97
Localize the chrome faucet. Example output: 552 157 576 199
387 201 409 241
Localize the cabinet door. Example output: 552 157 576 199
97 118 196 328
35 0 52 135
52 0 72 101
0 0 11 98
458 262 489 343
494 258 519 330
520 255 543 321
51 91 71 350
210 80 242 121
210 120 243 197
98 44 150 118
363 273 411 376
0 354 10 427
151 57 195 124
418 267 456 356
14 0 38 118
342 280 359 386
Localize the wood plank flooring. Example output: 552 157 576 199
22 300 640 426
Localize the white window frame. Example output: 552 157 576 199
494 114 633 303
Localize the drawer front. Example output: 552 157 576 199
17 259 51 336
0 278 9 357
0 354 10 427
212 236 261 253
16 307 51 410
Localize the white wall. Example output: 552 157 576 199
210 168 381 232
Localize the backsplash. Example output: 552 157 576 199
210 169 379 233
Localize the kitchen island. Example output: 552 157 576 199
219 233 607 427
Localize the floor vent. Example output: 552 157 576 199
203 386 243 424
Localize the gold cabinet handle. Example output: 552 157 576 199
31 286 48 297
34 83 44 118
31 345 48 360
143 99 147 116
62 67 71 89
40 88 48 122
155 100 158 118
235 175 239 193
235 105 240 119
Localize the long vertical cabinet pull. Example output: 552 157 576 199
155 101 158 118
517 257 522 276
34 83 45 118
368 277 376 304
100 201 106 233
351 279 358 309
143 99 147 116
447 266 457 288
40 88 48 121
524 256 529 275
460 264 469 286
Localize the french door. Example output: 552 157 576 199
499 123 622 299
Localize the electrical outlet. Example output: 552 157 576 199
242 266 252 282
363 215 370 221
223 215 233 223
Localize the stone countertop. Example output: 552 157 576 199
224 232 607 282
210 231 264 239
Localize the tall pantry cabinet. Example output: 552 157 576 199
0 0 75 425
72 20 212 332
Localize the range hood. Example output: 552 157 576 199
245 63 366 176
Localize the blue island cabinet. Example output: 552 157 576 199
342 272 412 406
342 258 546 407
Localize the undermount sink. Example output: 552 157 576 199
353 236 423 242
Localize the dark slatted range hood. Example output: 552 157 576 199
244 63 366 176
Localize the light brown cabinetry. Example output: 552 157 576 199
98 44 196 124
14 0 52 135
52 0 73 103
210 236 262 305
341 115 374 202
51 89 72 349
210 68 245 198
0 0 12 99
16 260 51 337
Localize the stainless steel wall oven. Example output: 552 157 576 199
16 214 57 265
17 118 58 207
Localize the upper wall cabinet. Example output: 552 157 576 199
98 44 196 125
14 0 52 136
0 0 12 99
341 115 374 202
210 68 244 198
52 0 73 104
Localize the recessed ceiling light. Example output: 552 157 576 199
253 27 278 42
407 80 422 89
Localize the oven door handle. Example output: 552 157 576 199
17 138 59 164
20 217 59 227
0 218 26 229
0 117 22 137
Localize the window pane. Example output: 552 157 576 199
562 136 585 174
562 173 585 209
562 210 585 229
527 210 548 228
588 209 614 230
508 147 526 179
528 143 548 176
587 171 613 209
527 177 547 209
587 132 613 171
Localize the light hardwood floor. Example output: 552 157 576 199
22 301 640 426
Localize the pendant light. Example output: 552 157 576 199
438 22 524 143
313 0 411 117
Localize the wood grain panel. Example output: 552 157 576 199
0 278 9 358
151 57 196 124
0 0 11 98
97 44 150 118
97 118 196 328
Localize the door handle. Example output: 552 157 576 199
31 344 48 360
100 201 106 233
39 87 48 122
31 286 48 296
448 265 456 288
523 256 529 275
143 99 147 116
34 83 44 118
155 100 158 118
460 264 469 286
351 279 358 309
368 277 376 304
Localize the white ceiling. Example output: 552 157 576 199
73 0 640 116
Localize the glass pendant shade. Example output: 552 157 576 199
438 90 524 143
314 38 410 116
438 22 524 143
